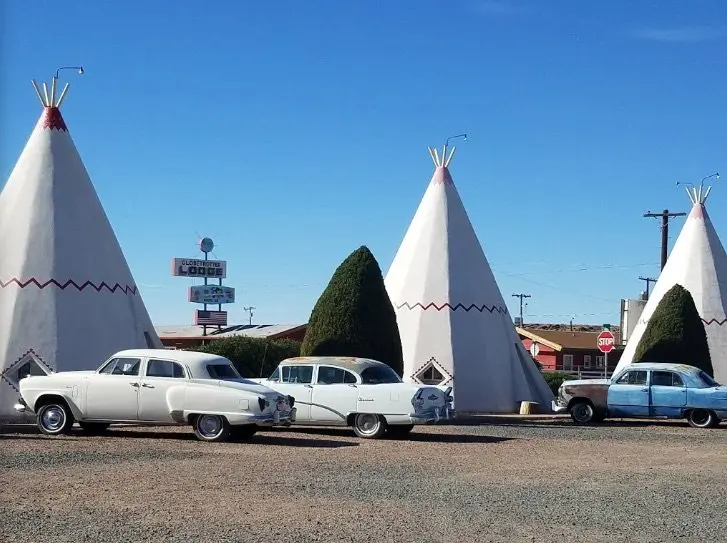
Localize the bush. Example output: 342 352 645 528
194 336 301 378
301 245 404 375
633 283 713 375
542 371 574 395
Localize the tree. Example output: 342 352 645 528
194 336 301 378
633 283 713 375
300 245 404 375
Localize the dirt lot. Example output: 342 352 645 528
2 418 726 543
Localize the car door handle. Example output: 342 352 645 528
304 384 313 388
347 384 357 388
130 382 140 387
640 388 648 392
142 383 155 388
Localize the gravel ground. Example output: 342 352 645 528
2 418 727 543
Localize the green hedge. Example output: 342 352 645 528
193 336 301 378
542 371 573 395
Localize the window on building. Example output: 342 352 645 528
563 354 574 371
583 355 592 369
596 356 605 368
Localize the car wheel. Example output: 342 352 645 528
231 424 258 441
387 424 414 438
36 401 74 436
78 422 110 435
688 408 718 429
569 401 595 425
352 413 387 439
192 414 231 442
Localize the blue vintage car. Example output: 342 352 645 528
551 362 727 428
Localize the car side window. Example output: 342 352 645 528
281 365 313 384
651 371 683 387
616 370 647 385
100 357 140 376
316 366 357 384
268 367 280 381
146 359 186 379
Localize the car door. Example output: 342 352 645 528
310 365 359 423
269 364 314 421
137 358 188 422
649 370 687 417
607 369 650 417
83 357 142 421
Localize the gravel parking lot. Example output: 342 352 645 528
2 417 726 543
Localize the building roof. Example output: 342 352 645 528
155 323 306 341
517 326 623 351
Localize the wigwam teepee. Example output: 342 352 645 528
615 179 727 381
384 143 554 413
0 74 162 422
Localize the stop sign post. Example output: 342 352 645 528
597 329 615 377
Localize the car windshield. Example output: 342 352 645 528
206 363 241 380
360 365 402 384
697 370 720 388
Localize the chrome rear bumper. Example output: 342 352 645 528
551 400 568 413
410 406 456 424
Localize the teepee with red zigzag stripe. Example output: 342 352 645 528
614 180 727 381
384 144 554 413
0 76 161 421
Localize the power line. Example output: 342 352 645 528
638 276 657 300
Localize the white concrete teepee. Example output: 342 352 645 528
0 76 162 422
615 180 727 381
384 144 554 413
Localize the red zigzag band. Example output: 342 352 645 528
0 277 137 295
703 318 727 326
396 301 508 314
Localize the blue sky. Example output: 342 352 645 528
2 0 726 327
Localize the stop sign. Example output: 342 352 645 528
597 330 615 353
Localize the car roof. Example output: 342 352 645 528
278 356 391 374
626 362 702 374
113 349 228 366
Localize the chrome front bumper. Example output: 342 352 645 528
410 406 456 424
551 400 568 413
14 398 28 413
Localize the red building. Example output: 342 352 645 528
516 324 623 375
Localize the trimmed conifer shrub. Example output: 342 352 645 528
300 245 404 375
633 283 713 375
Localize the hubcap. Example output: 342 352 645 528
357 414 380 434
42 406 65 431
693 410 709 426
573 404 591 422
198 415 222 438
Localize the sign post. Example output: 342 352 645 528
597 328 615 378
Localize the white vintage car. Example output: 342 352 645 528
13 349 296 442
251 356 456 438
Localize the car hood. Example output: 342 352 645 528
562 378 611 387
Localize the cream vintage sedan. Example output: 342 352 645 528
13 349 296 442
251 356 456 439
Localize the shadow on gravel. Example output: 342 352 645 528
265 426 514 444
101 429 358 448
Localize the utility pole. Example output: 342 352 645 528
643 209 687 270
512 293 531 325
243 306 255 325
638 276 657 300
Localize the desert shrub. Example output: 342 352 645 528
633 283 713 375
301 245 403 375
